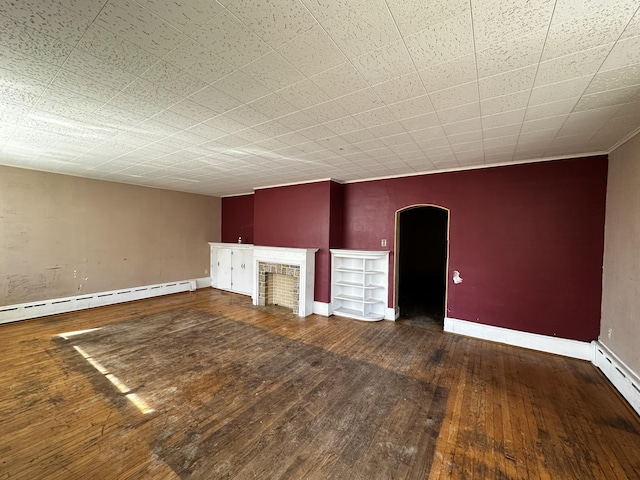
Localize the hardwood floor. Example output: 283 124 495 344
1 288 639 479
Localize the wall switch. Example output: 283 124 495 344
608 327 612 339
381 239 387 247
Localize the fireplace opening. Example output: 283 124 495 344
258 263 300 314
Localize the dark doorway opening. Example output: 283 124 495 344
397 206 448 323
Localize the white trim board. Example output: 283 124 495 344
444 317 593 361
313 301 330 317
0 278 208 325
594 342 640 417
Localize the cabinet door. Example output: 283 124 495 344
215 248 232 290
232 248 253 295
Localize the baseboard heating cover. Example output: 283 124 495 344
0 278 206 325
594 341 640 417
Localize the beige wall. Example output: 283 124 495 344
0 166 220 305
601 131 640 374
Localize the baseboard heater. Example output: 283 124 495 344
0 279 198 325
593 341 640 417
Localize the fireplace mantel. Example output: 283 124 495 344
252 246 318 317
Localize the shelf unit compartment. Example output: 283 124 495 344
330 249 389 322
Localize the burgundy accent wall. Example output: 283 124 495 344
254 181 332 303
221 194 254 244
342 156 608 342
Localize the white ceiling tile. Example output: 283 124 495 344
300 0 365 24
223 105 271 127
188 85 242 113
321 0 401 59
479 65 536 100
303 101 350 123
483 135 519 149
0 45 60 84
353 106 397 128
162 39 235 84
452 139 483 153
0 15 74 65
0 68 48 106
558 106 620 135
524 98 580 121
419 54 477 92
621 6 640 39
430 82 479 110
372 73 426 104
400 112 441 132
437 102 481 124
405 11 474 69
77 24 159 76
529 75 592 105
473 0 554 49
277 26 347 77
276 79 331 109
55 0 106 19
476 28 547 79
482 109 526 129
167 99 217 123
241 52 305 91
386 94 435 120
341 129 375 143
0 102 31 124
351 40 415 85
248 94 297 119
95 0 187 57
412 127 449 144
324 116 364 135
481 91 531 116
192 10 271 68
310 63 369 98
386 0 468 37
337 88 385 115
442 117 482 136
551 0 639 25
535 44 611 85
213 70 272 104
229 0 316 49
368 121 406 138
541 2 635 61
277 111 317 130
574 86 638 112
136 0 224 35
520 114 569 133
0 0 92 44
600 34 640 71
586 64 640 94
379 132 416 147
448 130 483 145
51 69 121 104
141 60 208 97
482 123 522 139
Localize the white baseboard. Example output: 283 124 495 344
0 279 200 325
384 307 398 321
194 277 211 289
313 301 330 317
594 341 640 417
444 317 593 361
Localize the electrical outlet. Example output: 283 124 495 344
205 268 209 275
381 239 387 247
608 327 612 339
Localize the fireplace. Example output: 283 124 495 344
252 247 318 317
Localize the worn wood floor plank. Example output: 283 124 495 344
1 288 639 479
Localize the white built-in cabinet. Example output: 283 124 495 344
209 243 253 296
330 249 389 321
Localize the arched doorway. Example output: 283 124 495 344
395 205 449 322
